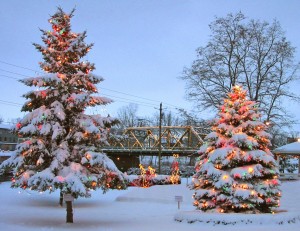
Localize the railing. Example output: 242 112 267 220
109 125 204 151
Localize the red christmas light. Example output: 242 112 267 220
41 91 47 98
16 122 22 129
234 173 241 179
272 179 279 185
247 155 252 161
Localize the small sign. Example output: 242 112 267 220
64 194 74 202
175 196 183 202
175 195 183 209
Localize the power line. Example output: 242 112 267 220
0 68 29 78
102 87 164 104
0 60 44 74
0 76 183 112
100 93 158 107
0 97 158 111
0 74 20 80
100 87 180 109
0 61 182 107
0 69 183 110
0 99 23 107
0 61 188 111
106 99 155 109
0 66 155 104
0 69 180 110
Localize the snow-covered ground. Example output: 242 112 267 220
0 179 299 231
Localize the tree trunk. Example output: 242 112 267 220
66 201 73 223
59 191 63 206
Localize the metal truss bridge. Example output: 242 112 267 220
104 126 206 157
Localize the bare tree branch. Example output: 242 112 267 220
181 12 299 128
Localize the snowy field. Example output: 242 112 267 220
0 179 300 231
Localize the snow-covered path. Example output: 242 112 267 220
0 180 299 230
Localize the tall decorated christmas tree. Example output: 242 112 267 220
191 86 281 213
0 8 126 200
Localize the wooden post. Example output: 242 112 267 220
298 156 300 174
158 103 162 174
64 194 74 223
188 127 192 149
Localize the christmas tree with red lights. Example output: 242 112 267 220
0 8 126 199
191 86 281 213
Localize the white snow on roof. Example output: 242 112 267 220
273 142 300 154
0 151 14 157
0 124 13 130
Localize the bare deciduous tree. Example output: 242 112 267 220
181 12 299 127
117 103 139 129
151 110 181 127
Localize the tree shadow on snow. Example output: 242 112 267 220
6 216 128 230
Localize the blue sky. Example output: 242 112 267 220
0 0 299 131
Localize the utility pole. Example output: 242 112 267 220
158 102 162 174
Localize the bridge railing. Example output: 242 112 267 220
102 146 198 151
108 125 204 150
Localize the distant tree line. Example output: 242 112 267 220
115 103 210 129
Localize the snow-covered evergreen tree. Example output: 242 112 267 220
0 8 126 198
191 86 281 213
